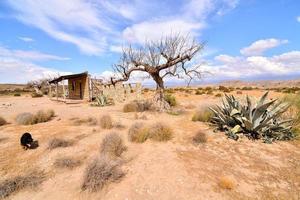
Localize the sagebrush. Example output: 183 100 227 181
100 114 113 129
81 156 124 192
16 109 55 125
128 122 149 143
100 132 127 158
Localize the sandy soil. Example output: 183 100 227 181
0 90 299 200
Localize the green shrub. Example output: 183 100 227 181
241 86 253 90
148 122 173 141
0 117 7 126
100 132 127 158
128 122 149 143
192 108 213 122
100 114 113 129
81 156 124 192
164 94 177 107
219 86 230 93
210 92 294 143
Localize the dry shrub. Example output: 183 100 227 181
192 108 213 122
48 138 74 150
71 117 97 126
114 121 126 129
100 114 113 129
148 122 173 141
128 122 149 143
81 156 124 192
0 170 45 199
0 117 7 126
31 92 43 98
236 91 242 94
33 109 55 124
16 110 55 125
123 102 138 112
15 112 34 125
193 130 208 144
54 157 82 169
164 94 177 107
123 100 152 112
218 176 235 190
100 132 127 158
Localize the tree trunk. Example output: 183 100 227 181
150 73 171 111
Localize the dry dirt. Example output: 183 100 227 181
0 90 299 200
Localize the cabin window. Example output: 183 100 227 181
72 81 76 91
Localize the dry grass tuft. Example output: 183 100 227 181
148 122 173 141
100 132 127 158
81 156 124 192
100 114 113 129
71 117 98 126
54 157 82 169
0 170 46 199
114 121 126 129
16 109 55 125
123 100 152 112
0 117 7 126
192 130 208 144
128 122 149 143
192 108 213 122
218 176 235 190
48 138 74 150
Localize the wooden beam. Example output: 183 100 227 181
56 83 58 101
62 79 66 101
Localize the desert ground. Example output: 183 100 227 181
0 88 299 200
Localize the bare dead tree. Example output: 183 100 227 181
110 34 205 110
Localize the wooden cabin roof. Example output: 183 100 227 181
49 71 88 84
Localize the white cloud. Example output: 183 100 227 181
297 16 300 22
209 51 300 80
123 19 204 43
240 38 288 56
18 37 34 42
0 59 70 83
0 46 70 61
109 45 123 53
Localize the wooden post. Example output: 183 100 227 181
49 85 52 98
62 79 66 102
56 83 58 101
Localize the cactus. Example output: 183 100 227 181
210 92 295 143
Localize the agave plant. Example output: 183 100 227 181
210 92 294 143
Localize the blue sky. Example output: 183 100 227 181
0 0 299 84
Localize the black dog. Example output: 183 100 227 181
20 132 34 150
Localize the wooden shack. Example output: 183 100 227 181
49 71 93 102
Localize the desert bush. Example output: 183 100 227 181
31 92 43 98
128 122 149 143
148 122 173 141
48 138 74 150
100 114 113 129
206 90 213 95
54 157 82 169
114 121 126 129
210 92 294 143
215 93 222 97
33 109 55 124
100 132 127 158
192 130 208 144
236 91 242 94
195 90 204 95
16 110 55 125
204 86 212 91
219 86 230 93
81 156 124 192
15 112 35 125
0 170 45 199
192 108 213 122
164 94 177 107
123 102 138 112
241 86 253 90
218 176 235 190
0 117 7 126
71 117 97 126
14 93 21 96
